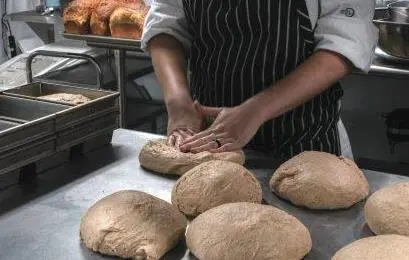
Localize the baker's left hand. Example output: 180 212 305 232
180 101 264 153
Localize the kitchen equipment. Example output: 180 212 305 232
388 1 409 23
0 95 69 153
373 18 409 59
0 136 55 175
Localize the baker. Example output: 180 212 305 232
141 0 377 160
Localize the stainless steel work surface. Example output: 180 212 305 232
0 129 408 260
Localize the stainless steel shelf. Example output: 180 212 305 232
63 33 143 52
8 10 61 25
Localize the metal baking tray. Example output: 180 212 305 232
3 83 120 131
0 95 69 153
56 111 118 151
0 136 55 175
63 33 142 52
3 82 115 106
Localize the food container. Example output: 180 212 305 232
0 136 56 175
3 82 119 131
56 111 118 151
0 95 69 153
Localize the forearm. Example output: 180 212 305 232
246 50 351 123
148 34 192 107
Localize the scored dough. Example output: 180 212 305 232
364 182 409 236
332 235 409 260
139 139 245 175
270 151 369 209
80 190 187 260
171 160 262 217
186 202 312 260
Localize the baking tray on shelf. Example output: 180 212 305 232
0 95 69 153
63 33 143 52
56 110 118 151
3 82 120 131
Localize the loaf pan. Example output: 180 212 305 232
0 136 56 175
56 111 118 151
3 83 119 130
0 95 69 153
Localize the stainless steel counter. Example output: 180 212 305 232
0 129 408 260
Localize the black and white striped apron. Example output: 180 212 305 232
182 0 343 160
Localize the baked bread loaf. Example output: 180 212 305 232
171 160 262 217
364 182 409 236
109 6 148 39
186 202 312 260
80 190 187 259
90 0 119 35
63 0 100 34
139 139 245 176
270 151 370 210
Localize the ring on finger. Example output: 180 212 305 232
213 139 222 148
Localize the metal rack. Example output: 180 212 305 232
63 33 151 128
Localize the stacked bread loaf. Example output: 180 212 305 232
63 0 148 39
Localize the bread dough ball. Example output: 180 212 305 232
332 235 409 260
80 190 187 259
186 202 312 260
364 182 409 236
171 160 262 217
139 139 245 175
270 151 369 209
39 93 91 105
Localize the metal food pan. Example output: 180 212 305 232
0 136 55 176
0 96 69 153
55 97 119 131
3 82 119 131
3 82 116 106
56 112 118 151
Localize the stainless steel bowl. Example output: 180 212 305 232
388 1 409 23
374 19 409 59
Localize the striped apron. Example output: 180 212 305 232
182 0 343 160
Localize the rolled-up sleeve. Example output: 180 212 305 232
141 0 192 52
314 0 378 72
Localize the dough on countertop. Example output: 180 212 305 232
332 235 409 260
139 139 245 175
80 190 187 260
186 202 312 260
364 182 409 236
171 160 262 217
270 151 370 210
39 93 91 105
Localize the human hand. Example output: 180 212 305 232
166 100 204 150
180 101 264 153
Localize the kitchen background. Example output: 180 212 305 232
0 0 408 174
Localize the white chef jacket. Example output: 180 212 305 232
141 0 378 72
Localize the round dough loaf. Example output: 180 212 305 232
171 160 262 217
270 151 369 209
332 235 409 260
80 190 187 259
186 202 312 260
139 139 245 175
364 182 409 236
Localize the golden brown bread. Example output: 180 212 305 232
109 6 148 40
63 0 100 34
90 0 120 35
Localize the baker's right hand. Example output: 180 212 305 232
167 100 204 150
